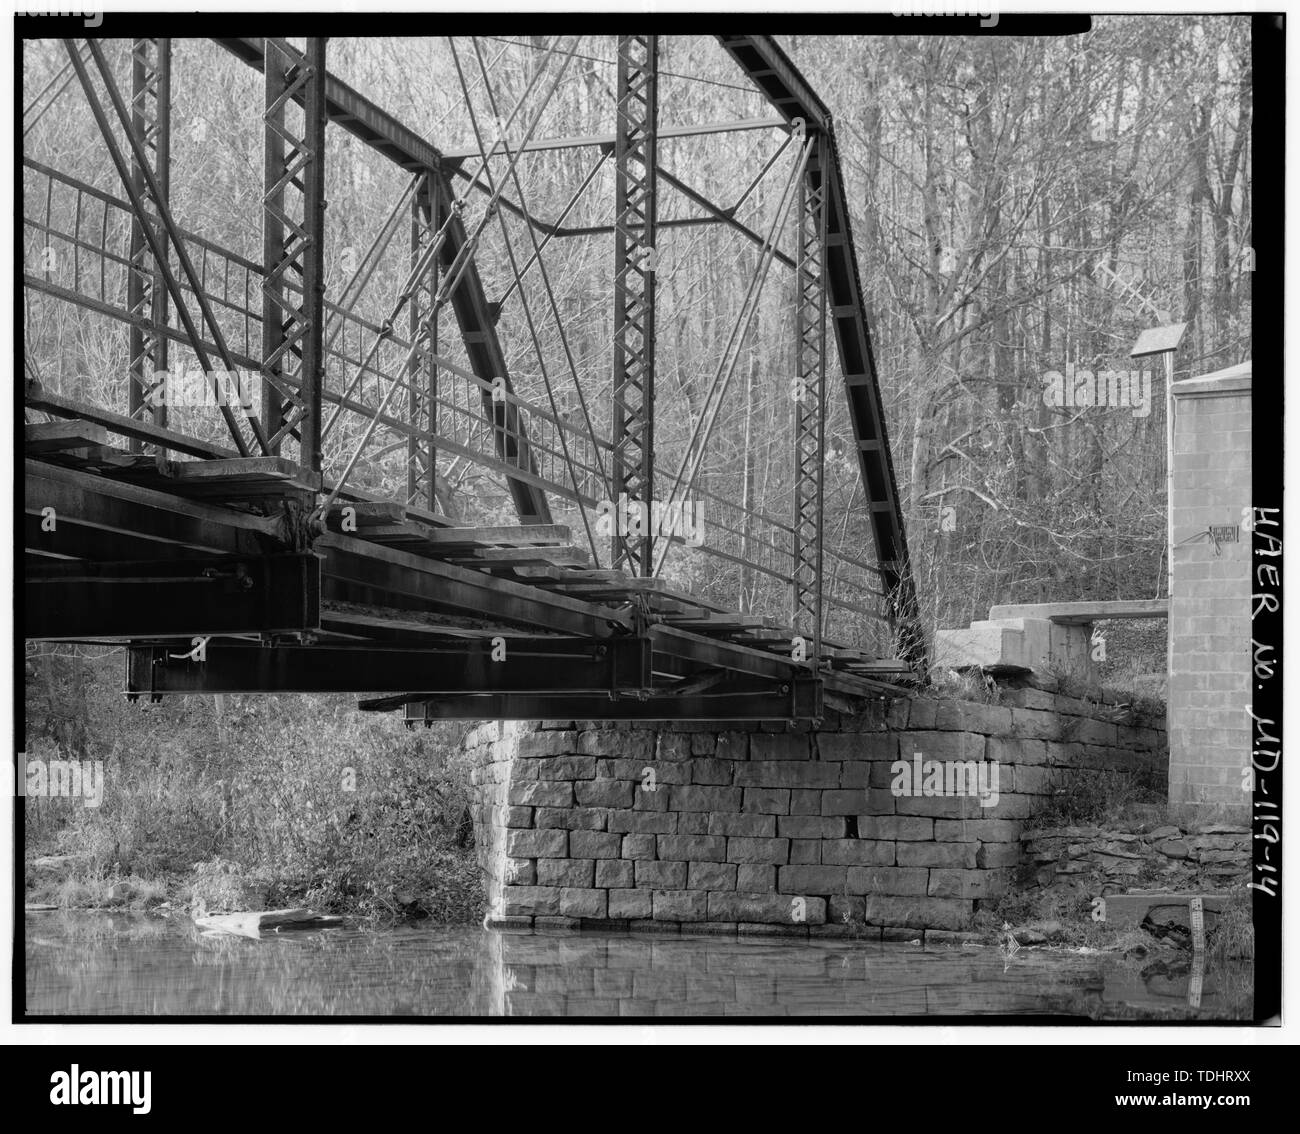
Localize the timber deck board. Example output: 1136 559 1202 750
25 421 112 452
100 456 324 499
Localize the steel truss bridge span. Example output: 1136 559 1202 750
23 31 922 721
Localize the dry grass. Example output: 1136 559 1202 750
49 873 169 910
1207 891 1254 963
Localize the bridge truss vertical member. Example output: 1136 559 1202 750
125 38 170 451
792 130 827 660
406 176 439 512
611 35 658 575
261 37 327 474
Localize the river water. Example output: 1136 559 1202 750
24 911 1251 1019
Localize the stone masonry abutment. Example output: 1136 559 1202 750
465 688 1166 938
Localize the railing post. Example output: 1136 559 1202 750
611 34 658 575
126 37 170 450
792 131 826 661
262 37 327 474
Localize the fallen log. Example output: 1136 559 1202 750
193 908 343 939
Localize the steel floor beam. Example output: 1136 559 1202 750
390 676 823 722
29 554 320 640
127 637 652 696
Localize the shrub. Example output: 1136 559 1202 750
24 647 485 923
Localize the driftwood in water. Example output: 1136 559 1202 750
193 908 343 939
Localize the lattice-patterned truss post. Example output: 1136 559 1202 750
792 134 828 660
407 176 439 512
262 37 327 473
611 35 658 575
125 38 170 450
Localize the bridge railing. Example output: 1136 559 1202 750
23 158 612 505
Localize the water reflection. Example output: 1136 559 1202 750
25 912 1252 1019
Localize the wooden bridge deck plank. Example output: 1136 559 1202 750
25 421 112 453
100 456 323 499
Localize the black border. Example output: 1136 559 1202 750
13 10 1282 1028
1248 10 1283 1025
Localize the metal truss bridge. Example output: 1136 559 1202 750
22 31 922 722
